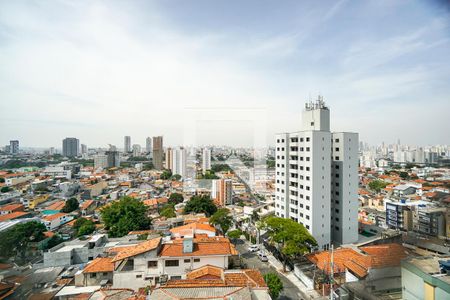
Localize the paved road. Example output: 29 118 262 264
236 239 305 300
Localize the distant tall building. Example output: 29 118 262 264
165 147 173 170
275 96 358 249
106 150 120 167
124 136 131 153
211 179 233 207
153 136 164 170
202 148 211 174
132 144 141 157
94 153 108 169
146 137 152 154
9 140 19 154
62 138 79 157
171 147 187 178
81 144 87 155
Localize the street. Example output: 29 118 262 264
235 238 306 300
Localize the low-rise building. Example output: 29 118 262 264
41 212 73 231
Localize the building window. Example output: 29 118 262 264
300 138 304 142
335 139 339 142
306 225 310 229
306 157 310 161
335 147 339 151
171 276 182 280
335 156 339 160
194 258 200 263
90 273 97 278
148 261 158 268
306 205 310 210
102 272 108 276
136 274 142 278
306 147 310 151
306 137 310 142
311 122 314 126
165 260 179 267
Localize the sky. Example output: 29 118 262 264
1 0 449 148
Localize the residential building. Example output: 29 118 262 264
146 137 152 154
9 140 19 154
275 96 358 249
106 150 120 167
150 265 269 300
413 207 446 237
153 136 164 170
0 203 24 215
41 212 73 231
202 148 211 174
165 147 173 170
211 179 232 207
401 256 450 299
81 144 87 155
74 257 114 287
94 153 108 169
124 136 131 153
170 147 187 178
62 137 79 157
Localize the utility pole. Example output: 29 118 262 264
330 244 334 300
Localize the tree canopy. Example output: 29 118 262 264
210 208 233 234
160 169 172 180
184 195 217 216
62 198 79 213
368 180 388 192
260 216 317 270
160 204 176 218
168 193 184 204
263 273 284 299
0 221 47 260
74 217 96 237
100 196 151 237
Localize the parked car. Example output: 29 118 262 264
248 244 259 252
258 252 268 262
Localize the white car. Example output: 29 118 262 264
248 244 259 252
258 252 269 262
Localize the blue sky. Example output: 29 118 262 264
0 0 449 148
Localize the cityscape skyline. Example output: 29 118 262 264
1 0 450 147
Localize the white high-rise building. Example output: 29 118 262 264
124 136 131 153
146 137 152 154
170 147 187 178
94 153 108 169
202 148 212 174
275 96 358 249
9 140 19 154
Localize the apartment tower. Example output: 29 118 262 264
124 136 131 153
153 136 164 170
275 96 358 249
202 148 212 174
62 137 79 157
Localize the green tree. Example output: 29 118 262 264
168 193 184 204
73 217 96 237
210 208 233 234
143 162 154 170
160 169 172 180
0 221 47 260
368 180 388 192
1 186 11 193
100 196 151 237
227 229 242 245
62 198 79 213
171 174 182 181
263 273 283 299
0 177 5 183
260 216 317 271
184 195 217 216
40 234 64 250
399 171 409 179
160 204 176 218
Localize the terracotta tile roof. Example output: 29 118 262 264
0 263 12 270
307 248 371 275
44 231 55 238
127 230 157 235
187 265 223 280
45 201 65 211
359 243 408 268
80 200 94 210
42 212 67 222
111 237 161 262
83 257 114 273
160 237 238 257
0 203 24 212
0 211 29 222
184 217 209 224
170 223 216 235
166 267 266 288
143 199 158 206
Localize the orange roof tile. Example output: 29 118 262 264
0 203 24 212
111 237 161 262
160 237 238 257
170 223 216 235
83 257 114 273
187 265 223 280
80 200 94 210
359 243 408 268
45 201 65 211
44 231 55 238
0 211 29 222
307 248 371 275
42 212 67 222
